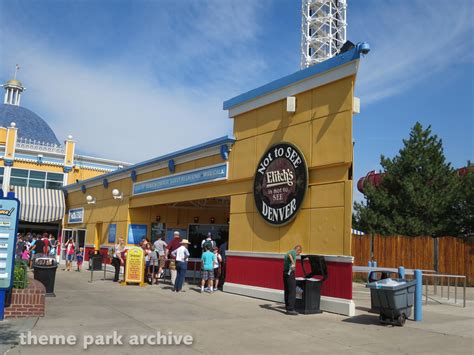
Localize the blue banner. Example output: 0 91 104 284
0 198 20 290
133 163 228 196
128 224 147 245
108 224 117 243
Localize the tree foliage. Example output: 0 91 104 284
354 122 472 237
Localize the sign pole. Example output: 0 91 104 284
0 290 5 320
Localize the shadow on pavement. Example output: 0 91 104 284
356 306 378 314
0 323 20 347
342 314 380 325
259 303 287 314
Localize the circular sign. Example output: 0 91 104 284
254 142 308 226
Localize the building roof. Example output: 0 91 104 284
0 104 60 145
223 42 369 117
64 135 235 191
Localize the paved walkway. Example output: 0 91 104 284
1 269 473 354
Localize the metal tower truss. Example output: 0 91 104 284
301 0 347 68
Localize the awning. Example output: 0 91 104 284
14 186 66 223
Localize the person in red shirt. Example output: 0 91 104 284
41 233 50 255
166 231 182 286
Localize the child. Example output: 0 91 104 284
76 247 84 272
21 245 30 261
65 238 75 271
213 247 223 291
200 245 216 293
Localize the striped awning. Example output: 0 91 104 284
14 186 66 223
351 228 365 235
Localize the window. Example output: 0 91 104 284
10 168 64 190
0 167 4 185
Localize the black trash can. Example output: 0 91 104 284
33 257 58 297
89 251 102 271
295 255 328 314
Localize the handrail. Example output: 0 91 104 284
353 265 466 308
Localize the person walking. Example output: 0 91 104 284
148 245 159 285
212 247 222 291
153 234 167 279
166 231 182 286
112 238 125 282
76 247 84 272
171 239 190 292
49 235 57 257
283 245 302 315
65 238 75 271
200 245 216 293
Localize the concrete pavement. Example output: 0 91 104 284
1 268 473 354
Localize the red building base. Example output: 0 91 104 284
224 251 355 316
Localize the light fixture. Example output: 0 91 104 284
286 96 296 113
112 188 123 200
210 217 215 224
194 216 199 223
86 195 96 204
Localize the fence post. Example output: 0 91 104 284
415 269 423 321
370 233 374 261
398 266 405 279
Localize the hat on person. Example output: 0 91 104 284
180 239 191 244
174 231 180 236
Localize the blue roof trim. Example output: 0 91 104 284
223 43 368 111
64 135 236 190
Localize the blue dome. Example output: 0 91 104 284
0 104 60 145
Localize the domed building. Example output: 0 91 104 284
0 73 130 245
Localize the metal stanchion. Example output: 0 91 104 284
454 278 457 304
425 275 429 305
463 278 466 308
447 277 450 300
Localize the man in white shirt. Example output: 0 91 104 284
153 235 167 278
171 239 190 292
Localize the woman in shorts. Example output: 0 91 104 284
213 247 223 291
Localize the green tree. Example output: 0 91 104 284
354 122 460 237
449 170 474 236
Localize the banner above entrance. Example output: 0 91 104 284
132 163 228 196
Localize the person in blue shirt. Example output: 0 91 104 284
200 245 216 293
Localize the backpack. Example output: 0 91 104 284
203 240 215 250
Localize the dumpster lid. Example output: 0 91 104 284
366 278 416 290
34 257 57 266
300 254 328 281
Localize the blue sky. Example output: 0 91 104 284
0 0 472 201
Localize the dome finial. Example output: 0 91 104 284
14 64 19 80
2 66 25 106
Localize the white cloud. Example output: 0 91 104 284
353 0 474 104
0 1 268 163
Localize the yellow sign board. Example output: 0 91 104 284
124 247 145 285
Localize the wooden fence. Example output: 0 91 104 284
351 234 474 286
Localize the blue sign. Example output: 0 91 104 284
133 163 228 196
0 198 20 290
108 224 117 243
68 208 84 224
128 224 147 245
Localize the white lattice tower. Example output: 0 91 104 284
301 0 347 68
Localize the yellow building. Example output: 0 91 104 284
0 77 131 242
63 43 369 315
